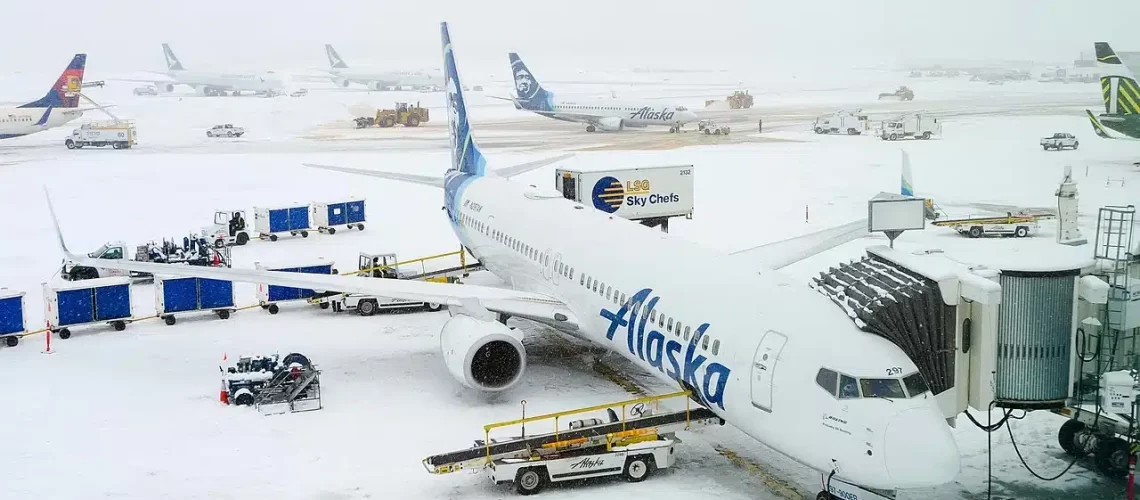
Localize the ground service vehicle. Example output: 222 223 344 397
316 253 445 315
877 86 914 100
1040 132 1079 150
65 121 136 149
880 114 941 141
356 102 430 128
726 90 753 109
207 124 244 138
697 120 730 135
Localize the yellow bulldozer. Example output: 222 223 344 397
355 102 430 128
727 90 754 109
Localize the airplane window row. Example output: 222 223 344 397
815 368 929 400
563 105 635 112
1 116 33 123
458 209 721 357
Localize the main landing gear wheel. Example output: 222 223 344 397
515 467 547 495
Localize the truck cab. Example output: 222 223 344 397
205 209 250 247
63 241 131 280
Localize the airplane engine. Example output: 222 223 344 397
157 83 174 93
331 77 350 88
367 81 385 91
439 314 526 391
597 116 624 131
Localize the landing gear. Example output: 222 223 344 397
585 125 596 133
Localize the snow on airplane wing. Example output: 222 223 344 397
728 218 871 271
302 153 574 185
46 192 579 330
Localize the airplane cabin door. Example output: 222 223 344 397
750 330 788 413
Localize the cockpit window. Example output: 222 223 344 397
903 372 929 397
860 378 907 399
839 375 860 399
816 368 838 396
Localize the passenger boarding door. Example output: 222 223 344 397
750 330 788 413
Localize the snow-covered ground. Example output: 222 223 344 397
0 73 1137 500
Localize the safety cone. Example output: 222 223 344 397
219 379 229 405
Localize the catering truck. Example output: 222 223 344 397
555 165 694 232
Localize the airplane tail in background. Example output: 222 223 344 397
19 54 86 109
162 43 184 71
900 150 914 197
442 22 486 178
1096 42 1140 115
326 44 349 69
508 53 554 112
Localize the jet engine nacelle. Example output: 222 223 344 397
439 314 526 391
597 116 624 131
332 77 350 88
157 82 174 93
367 81 385 91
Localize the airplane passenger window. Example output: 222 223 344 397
605 286 611 299
592 280 598 292
701 335 710 350
650 309 656 322
816 369 838 396
903 372 929 397
674 321 681 336
599 283 605 296
684 326 690 340
711 339 720 355
667 318 673 331
613 293 619 305
620 293 626 305
570 268 575 280
839 375 860 399
860 378 906 399
658 313 665 328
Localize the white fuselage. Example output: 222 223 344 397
0 107 82 139
331 67 440 89
443 173 959 490
544 100 698 129
166 69 284 93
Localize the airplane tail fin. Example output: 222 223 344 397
1096 42 1140 115
163 43 184 71
508 52 554 112
19 54 85 109
326 44 349 69
900 150 914 197
441 22 486 177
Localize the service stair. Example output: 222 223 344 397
404 262 485 282
423 391 722 475
254 365 323 415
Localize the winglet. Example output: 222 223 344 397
44 187 77 259
900 150 914 197
1087 109 1112 138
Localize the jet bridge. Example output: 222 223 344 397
422 391 722 475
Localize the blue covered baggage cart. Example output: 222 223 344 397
313 199 366 234
254 204 312 241
43 277 133 339
255 259 337 314
155 276 237 325
0 288 26 347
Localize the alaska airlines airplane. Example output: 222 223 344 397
503 53 698 133
51 22 959 496
325 44 441 91
1087 42 1140 142
119 44 286 97
0 54 98 140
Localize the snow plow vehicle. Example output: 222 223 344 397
726 90 753 109
877 86 915 101
355 102 430 128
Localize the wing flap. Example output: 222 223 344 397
729 219 870 270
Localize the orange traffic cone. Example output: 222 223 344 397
219 380 229 405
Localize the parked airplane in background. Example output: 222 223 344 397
51 21 960 498
325 44 441 91
118 44 286 97
1088 42 1140 142
0 54 102 140
500 53 698 133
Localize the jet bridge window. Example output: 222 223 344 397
903 372 929 397
839 375 860 399
816 368 838 396
860 378 907 399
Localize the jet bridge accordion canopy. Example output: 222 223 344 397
811 254 956 395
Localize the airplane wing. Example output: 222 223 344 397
46 191 579 330
303 153 574 186
728 218 871 271
60 105 115 117
491 153 574 178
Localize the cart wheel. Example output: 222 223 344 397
356 223 364 231
112 320 126 331
4 336 17 347
1015 226 1029 238
290 231 297 236
301 231 309 238
234 392 254 406
269 234 278 242
623 455 652 482
319 302 330 310
515 467 547 495
968 226 983 238
425 302 443 312
1058 419 1088 456
163 316 176 326
327 227 336 235
236 232 249 245
1095 437 1129 478
214 239 225 249
59 328 71 339
268 304 280 314
217 310 231 320
358 300 378 317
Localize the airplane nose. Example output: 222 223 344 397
884 408 960 488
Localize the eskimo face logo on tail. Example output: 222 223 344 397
514 68 536 99
600 288 731 410
591 176 624 213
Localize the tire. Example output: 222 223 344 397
217 310 231 320
623 455 652 482
281 352 312 369
514 467 546 495
301 230 309 238
968 226 983 238
112 320 126 331
58 329 71 340
1015 226 1029 238
112 143 122 150
848 128 857 135
207 132 213 138
358 300 378 316
327 227 336 235
5 336 18 347
425 302 443 312
407 115 420 127
922 131 932 140
1058 419 1086 456
234 391 254 406
268 304 279 315
269 234 278 242
704 129 710 135
586 125 596 133
236 232 249 245
65 140 76 149
164 316 176 326
889 134 898 141
356 223 364 231
1073 142 1079 150
815 127 824 134
214 239 225 249
816 492 833 500
714 129 722 135
319 302 330 310
1094 437 1129 478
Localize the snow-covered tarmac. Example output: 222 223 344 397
1 74 1137 499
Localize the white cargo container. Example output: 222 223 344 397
812 111 868 135
555 165 694 224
